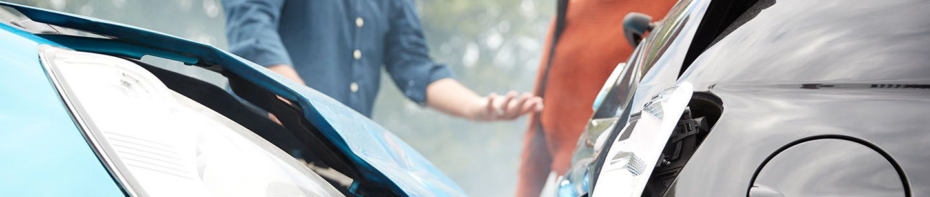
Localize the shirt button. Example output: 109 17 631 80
353 50 362 60
350 82 359 92
355 17 364 28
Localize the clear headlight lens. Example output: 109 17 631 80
592 63 626 111
557 158 593 197
39 46 342 197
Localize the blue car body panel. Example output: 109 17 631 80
0 3 465 196
0 24 124 196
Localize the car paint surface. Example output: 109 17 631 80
752 138 905 196
666 0 930 196
0 2 465 196
0 23 124 196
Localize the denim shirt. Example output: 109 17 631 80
223 0 453 117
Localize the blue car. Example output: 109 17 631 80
0 2 465 197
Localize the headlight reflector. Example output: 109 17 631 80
39 46 342 197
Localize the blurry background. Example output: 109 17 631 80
5 0 553 196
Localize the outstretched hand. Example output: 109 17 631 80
425 78 543 122
469 91 544 121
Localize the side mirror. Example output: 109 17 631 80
622 12 655 47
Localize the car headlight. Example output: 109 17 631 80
591 49 643 119
557 158 593 197
592 63 626 111
39 46 342 197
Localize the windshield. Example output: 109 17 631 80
639 0 694 73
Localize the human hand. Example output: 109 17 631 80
268 95 293 125
265 64 303 126
469 91 544 121
266 64 306 85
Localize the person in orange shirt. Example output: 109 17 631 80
515 0 678 196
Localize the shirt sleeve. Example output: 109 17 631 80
222 0 292 68
383 0 455 105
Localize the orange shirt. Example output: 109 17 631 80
516 0 678 196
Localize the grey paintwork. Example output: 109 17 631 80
752 139 904 197
666 0 930 196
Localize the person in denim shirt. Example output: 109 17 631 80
223 0 542 120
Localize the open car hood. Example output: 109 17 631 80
0 2 465 196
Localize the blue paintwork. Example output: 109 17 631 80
0 2 466 196
39 35 200 65
0 23 124 196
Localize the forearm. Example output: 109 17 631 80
425 78 484 119
426 78 543 121
264 64 303 124
224 0 293 70
266 64 305 84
